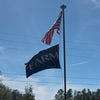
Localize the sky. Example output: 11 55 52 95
0 0 100 100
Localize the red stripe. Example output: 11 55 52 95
41 12 62 45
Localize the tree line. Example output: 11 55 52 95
1 70 100 100
54 88 100 100
0 71 35 100
0 82 35 100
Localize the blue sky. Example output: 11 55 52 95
0 0 100 100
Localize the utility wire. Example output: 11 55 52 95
2 79 61 84
0 38 38 45
0 32 37 37
1 38 100 51
1 34 100 46
1 79 100 86
67 47 100 53
0 31 100 46
2 72 100 81
67 40 100 47
67 54 100 60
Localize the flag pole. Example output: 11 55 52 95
60 4 67 100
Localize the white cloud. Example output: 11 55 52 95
34 86 47 100
67 82 100 91
1 74 98 100
1 75 60 100
67 83 87 91
0 46 5 53
70 61 88 66
90 0 100 8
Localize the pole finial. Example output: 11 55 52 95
60 4 66 9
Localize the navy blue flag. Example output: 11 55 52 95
25 44 61 78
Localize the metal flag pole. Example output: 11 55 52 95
60 4 67 100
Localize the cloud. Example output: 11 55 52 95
0 46 5 53
1 75 60 100
1 74 99 100
67 81 100 91
70 61 88 66
1 76 46 100
67 83 86 91
90 0 100 8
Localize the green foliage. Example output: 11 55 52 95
0 82 35 100
0 70 35 100
54 89 64 100
66 89 72 99
54 88 100 100
24 85 35 100
0 71 35 100
0 71 2 82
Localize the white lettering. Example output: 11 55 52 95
49 52 58 59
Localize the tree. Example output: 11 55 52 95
74 90 77 100
0 71 2 82
54 89 64 100
66 89 72 100
87 89 92 100
54 88 100 100
0 71 35 100
95 89 100 100
54 89 73 100
12 90 20 100
82 88 86 100
24 85 35 100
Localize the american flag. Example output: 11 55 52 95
41 11 62 45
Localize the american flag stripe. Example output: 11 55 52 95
42 29 54 45
41 11 62 45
